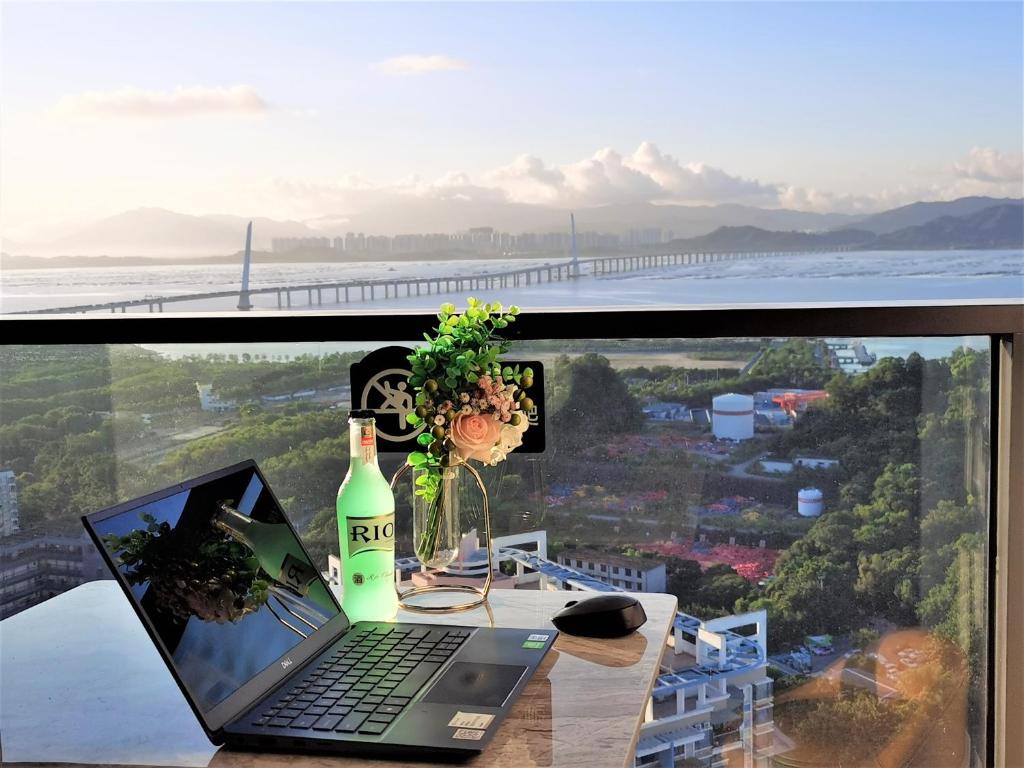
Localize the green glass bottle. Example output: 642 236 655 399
337 411 398 622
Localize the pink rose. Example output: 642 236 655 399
450 412 502 465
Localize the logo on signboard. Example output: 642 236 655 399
360 369 417 438
350 347 424 443
350 346 545 454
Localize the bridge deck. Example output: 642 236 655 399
17 248 843 315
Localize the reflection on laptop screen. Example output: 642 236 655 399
92 465 341 712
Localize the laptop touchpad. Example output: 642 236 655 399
422 662 528 708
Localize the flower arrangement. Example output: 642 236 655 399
405 299 535 562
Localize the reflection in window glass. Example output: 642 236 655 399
0 335 990 765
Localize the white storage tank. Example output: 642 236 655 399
798 487 824 517
712 393 754 441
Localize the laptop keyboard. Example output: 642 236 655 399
250 624 472 737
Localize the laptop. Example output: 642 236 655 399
82 459 557 760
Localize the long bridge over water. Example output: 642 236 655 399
21 248 847 315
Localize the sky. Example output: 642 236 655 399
1 1 1022 240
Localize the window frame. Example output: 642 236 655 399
2 302 1021 766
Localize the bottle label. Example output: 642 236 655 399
360 424 376 464
345 512 395 558
275 552 318 595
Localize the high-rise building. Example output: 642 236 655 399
0 469 19 537
0 532 110 618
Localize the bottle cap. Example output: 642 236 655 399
348 409 376 420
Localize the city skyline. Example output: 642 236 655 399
1 2 1022 242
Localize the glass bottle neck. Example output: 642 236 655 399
349 418 379 470
213 504 255 549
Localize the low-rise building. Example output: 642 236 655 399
642 402 690 422
794 456 840 470
195 382 237 412
555 549 666 592
639 610 774 767
755 410 792 427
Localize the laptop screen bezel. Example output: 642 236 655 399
81 458 352 740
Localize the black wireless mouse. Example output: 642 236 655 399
551 594 647 638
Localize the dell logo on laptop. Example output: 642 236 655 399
281 657 293 669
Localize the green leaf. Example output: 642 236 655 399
408 451 428 467
466 371 478 383
417 432 433 446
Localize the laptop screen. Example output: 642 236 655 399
91 464 342 713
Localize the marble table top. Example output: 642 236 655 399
0 581 676 768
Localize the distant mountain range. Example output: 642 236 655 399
841 196 1021 235
668 202 1023 253
1 196 1020 260
2 209 315 257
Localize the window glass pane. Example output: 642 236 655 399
0 334 991 765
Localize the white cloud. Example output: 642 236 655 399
270 142 1024 221
953 146 1023 184
372 54 469 76
486 143 776 208
485 155 567 205
628 142 780 205
54 85 269 118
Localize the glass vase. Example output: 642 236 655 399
390 456 492 612
412 462 465 569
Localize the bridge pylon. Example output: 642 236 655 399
237 221 254 311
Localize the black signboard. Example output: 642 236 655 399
350 346 545 454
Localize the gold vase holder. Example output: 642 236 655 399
390 458 493 613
